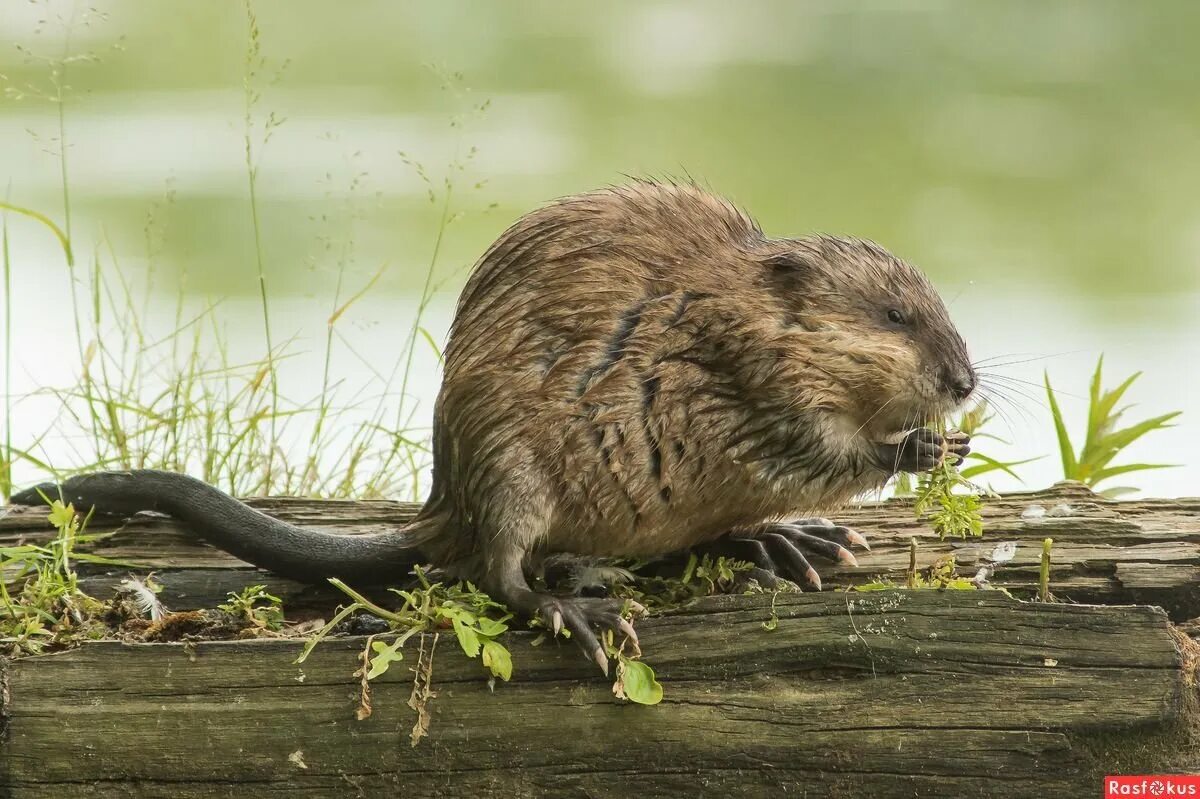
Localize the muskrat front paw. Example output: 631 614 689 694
882 428 971 473
529 595 643 675
705 519 870 591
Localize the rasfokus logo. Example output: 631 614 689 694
1105 776 1200 797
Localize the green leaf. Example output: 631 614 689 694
367 639 405 680
474 616 510 637
1090 368 1141 445
452 616 481 658
46 501 75 532
1099 486 1139 499
615 658 663 705
481 639 512 681
1044 371 1077 479
1089 462 1177 484
1082 412 1181 474
1085 354 1105 444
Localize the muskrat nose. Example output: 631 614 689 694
946 369 977 401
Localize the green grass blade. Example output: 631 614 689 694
1084 411 1181 473
1091 372 1141 441
1044 370 1077 480
1085 354 1103 444
959 453 1041 482
418 326 445 364
1090 462 1177 484
0 201 73 266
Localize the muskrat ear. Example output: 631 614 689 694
762 251 812 269
762 250 819 293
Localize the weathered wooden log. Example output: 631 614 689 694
1 591 1196 798
2 482 1198 619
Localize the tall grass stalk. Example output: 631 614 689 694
2 208 11 500
375 79 493 494
241 0 286 488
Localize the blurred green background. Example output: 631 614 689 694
2 0 1197 496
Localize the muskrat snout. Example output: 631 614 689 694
942 367 978 402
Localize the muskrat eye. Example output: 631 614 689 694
887 309 906 325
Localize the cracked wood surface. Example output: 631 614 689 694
2 481 1198 619
1 591 1196 798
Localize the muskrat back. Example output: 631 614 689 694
426 181 973 565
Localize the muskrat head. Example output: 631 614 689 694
764 235 976 438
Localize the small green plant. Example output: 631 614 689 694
1045 356 1180 497
854 554 978 592
218 584 284 631
896 402 1033 539
294 570 522 738
683 552 752 593
913 462 984 540
761 590 782 631
610 552 758 611
296 568 515 684
0 499 118 655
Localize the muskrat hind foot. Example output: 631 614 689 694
878 428 972 473
512 592 642 675
705 519 870 591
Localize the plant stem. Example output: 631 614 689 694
397 181 453 420
907 537 918 589
327 578 404 623
1038 538 1053 602
1 206 10 499
243 0 278 490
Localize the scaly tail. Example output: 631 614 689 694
9 470 431 582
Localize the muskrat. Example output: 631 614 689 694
12 180 975 672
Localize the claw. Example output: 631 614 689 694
806 567 823 591
846 529 871 550
625 599 646 615
592 645 610 676
836 547 859 567
551 610 563 636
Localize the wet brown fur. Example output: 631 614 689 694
408 180 973 594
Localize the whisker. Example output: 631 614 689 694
891 409 916 476
972 351 1043 367
976 390 1021 434
852 394 901 439
979 380 1041 416
977 371 1084 401
977 379 1054 416
976 386 1038 432
971 350 1085 370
